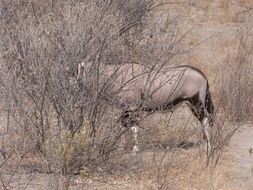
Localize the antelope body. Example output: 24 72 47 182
81 63 214 153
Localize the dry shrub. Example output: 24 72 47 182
0 0 158 186
41 119 90 174
217 29 253 122
1 0 193 181
202 28 253 170
0 0 193 170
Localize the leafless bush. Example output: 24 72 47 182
205 28 253 170
0 0 190 180
217 29 253 123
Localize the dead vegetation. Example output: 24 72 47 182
217 29 253 122
0 0 252 190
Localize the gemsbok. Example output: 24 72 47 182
79 62 214 153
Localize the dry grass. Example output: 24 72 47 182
0 0 253 189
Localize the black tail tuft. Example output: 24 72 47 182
205 83 214 125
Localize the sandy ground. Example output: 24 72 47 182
2 123 253 190
218 123 253 190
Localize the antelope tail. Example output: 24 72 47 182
205 82 214 125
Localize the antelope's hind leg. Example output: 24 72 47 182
187 100 211 150
201 116 211 150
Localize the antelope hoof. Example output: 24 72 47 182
132 145 139 155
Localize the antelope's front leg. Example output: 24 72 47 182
131 125 139 155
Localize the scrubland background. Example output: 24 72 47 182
0 0 252 189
